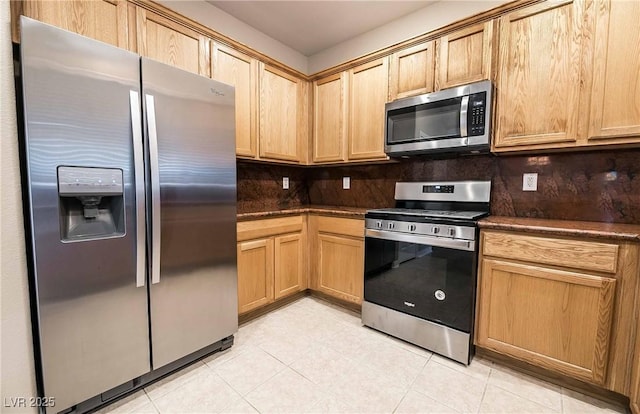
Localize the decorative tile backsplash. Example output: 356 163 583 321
238 148 640 224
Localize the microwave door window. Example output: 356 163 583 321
389 98 462 144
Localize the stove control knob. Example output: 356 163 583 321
432 227 440 235
376 221 382 229
388 222 395 230
408 224 417 232
448 228 456 237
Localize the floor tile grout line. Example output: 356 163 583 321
487 366 564 412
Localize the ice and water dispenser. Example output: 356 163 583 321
57 166 125 241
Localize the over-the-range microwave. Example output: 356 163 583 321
384 80 492 157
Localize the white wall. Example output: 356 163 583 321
156 0 309 74
158 1 508 75
307 0 509 74
0 0 38 412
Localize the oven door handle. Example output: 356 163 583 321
365 229 475 252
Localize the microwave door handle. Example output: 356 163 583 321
129 91 146 288
145 93 161 285
460 95 469 137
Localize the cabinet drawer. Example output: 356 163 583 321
237 215 304 241
482 232 619 274
315 215 364 238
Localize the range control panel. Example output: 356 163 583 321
58 166 123 196
468 91 486 136
365 218 476 241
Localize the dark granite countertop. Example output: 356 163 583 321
479 216 640 242
237 205 367 221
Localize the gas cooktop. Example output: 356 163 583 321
366 208 488 221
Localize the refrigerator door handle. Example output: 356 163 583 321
146 93 162 285
130 90 146 288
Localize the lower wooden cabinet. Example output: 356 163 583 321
309 215 364 304
237 238 274 314
274 233 304 299
477 258 615 385
476 229 639 394
632 304 640 414
237 216 306 315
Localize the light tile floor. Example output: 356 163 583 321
100 296 629 414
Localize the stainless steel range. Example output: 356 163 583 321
362 181 491 365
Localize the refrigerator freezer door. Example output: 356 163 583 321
141 58 238 369
20 17 150 411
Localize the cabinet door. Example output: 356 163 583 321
136 7 209 76
348 58 389 160
237 238 274 314
477 259 616 385
317 234 364 304
632 308 640 414
313 73 347 163
274 233 304 300
259 64 301 162
494 0 586 151
435 21 495 90
388 42 434 100
212 43 257 158
586 0 640 144
20 0 129 48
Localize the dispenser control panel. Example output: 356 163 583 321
58 166 123 196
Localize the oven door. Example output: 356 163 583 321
364 229 477 333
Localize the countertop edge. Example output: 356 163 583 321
479 217 640 242
237 207 366 221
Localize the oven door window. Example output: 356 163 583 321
364 237 476 333
387 97 462 144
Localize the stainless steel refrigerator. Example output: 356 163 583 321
19 17 238 412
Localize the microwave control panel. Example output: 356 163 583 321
468 92 486 136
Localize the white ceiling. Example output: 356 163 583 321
207 1 437 56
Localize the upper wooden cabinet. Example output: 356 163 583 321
16 0 129 48
494 0 586 151
585 0 640 144
477 229 640 394
135 7 210 76
493 0 640 152
388 42 434 100
313 73 348 163
348 58 389 161
259 63 306 163
211 43 258 158
435 21 495 90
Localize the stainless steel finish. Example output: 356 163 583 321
365 229 475 251
386 79 491 111
365 218 476 241
130 91 146 288
362 301 471 365
385 80 492 155
394 181 491 203
20 17 150 412
58 166 123 196
460 95 469 137
142 58 238 369
145 94 161 285
366 207 488 220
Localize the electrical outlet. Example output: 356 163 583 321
343 176 350 190
523 173 538 191
282 177 289 190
